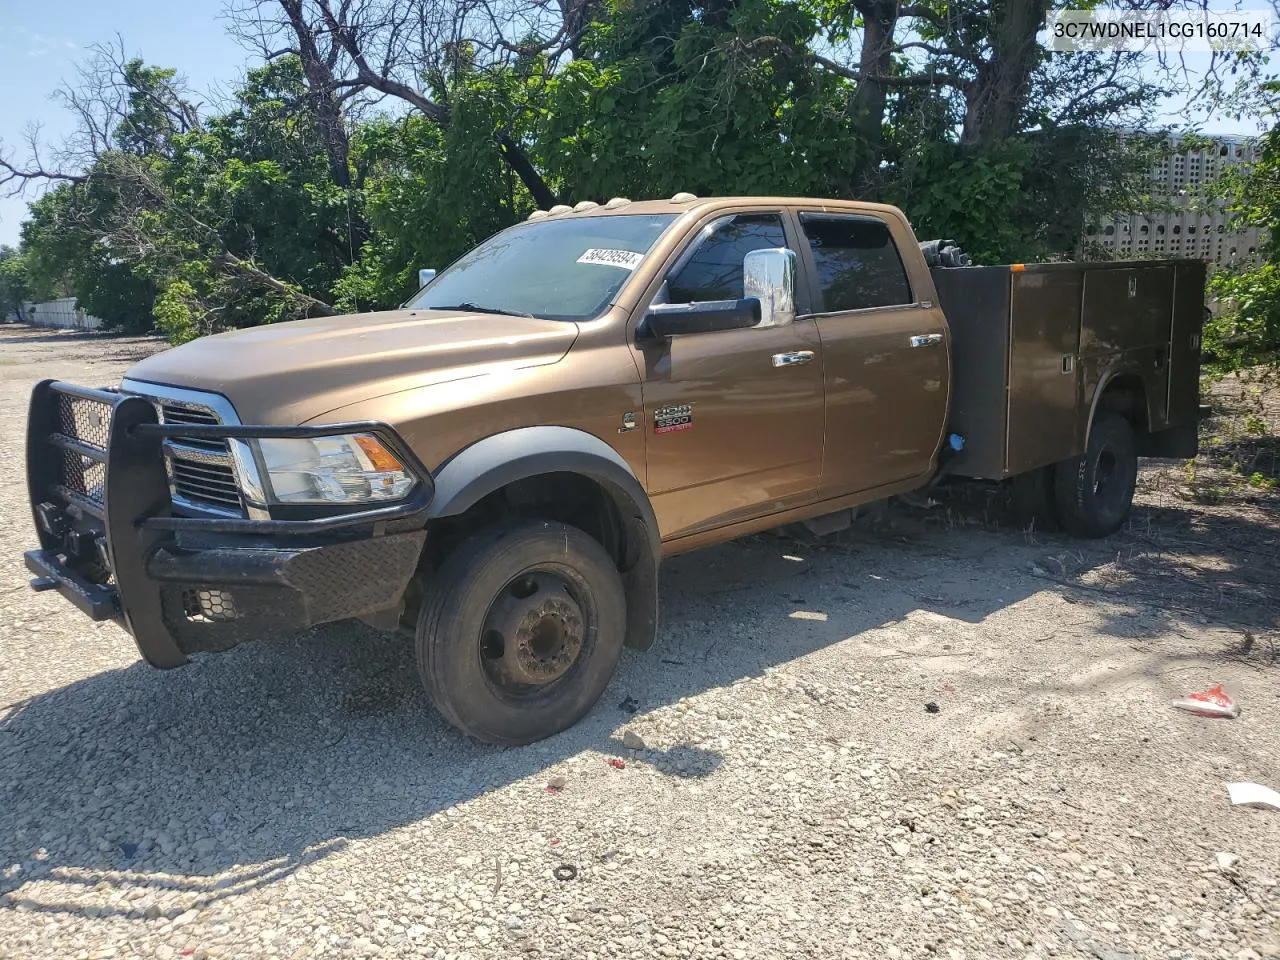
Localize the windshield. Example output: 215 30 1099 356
410 214 678 321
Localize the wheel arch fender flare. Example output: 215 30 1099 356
426 426 661 651
1085 362 1152 448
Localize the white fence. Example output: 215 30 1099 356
21 298 104 331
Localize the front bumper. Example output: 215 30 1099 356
24 380 432 667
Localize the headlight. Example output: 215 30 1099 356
257 434 417 504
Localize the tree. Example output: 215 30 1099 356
0 246 32 322
19 185 157 332
3 48 341 340
1207 120 1280 371
234 0 581 208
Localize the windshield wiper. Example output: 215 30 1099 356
432 302 537 319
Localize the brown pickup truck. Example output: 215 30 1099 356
24 195 1205 743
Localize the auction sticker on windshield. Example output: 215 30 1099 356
578 248 645 270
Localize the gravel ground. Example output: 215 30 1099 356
1 324 1278 960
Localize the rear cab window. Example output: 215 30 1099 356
799 214 913 313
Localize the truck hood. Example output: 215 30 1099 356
124 308 579 424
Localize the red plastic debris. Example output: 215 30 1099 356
550 838 560 846
606 758 626 770
1171 683 1240 719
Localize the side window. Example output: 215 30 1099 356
667 214 788 304
801 215 912 312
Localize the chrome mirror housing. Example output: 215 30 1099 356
743 248 796 328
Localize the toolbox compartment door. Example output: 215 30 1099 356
931 266 1009 480
1167 260 1206 428
937 265 1085 479
1005 269 1083 475
1081 265 1175 429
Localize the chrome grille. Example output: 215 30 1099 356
170 458 242 509
146 395 247 517
159 403 226 453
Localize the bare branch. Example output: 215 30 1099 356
0 151 87 196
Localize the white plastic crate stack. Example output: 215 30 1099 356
1084 134 1264 270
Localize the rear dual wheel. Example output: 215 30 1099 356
1011 412 1138 539
415 520 626 745
1052 411 1138 539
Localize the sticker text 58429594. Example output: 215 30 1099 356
577 248 646 270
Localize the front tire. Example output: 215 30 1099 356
1053 411 1138 538
415 519 626 745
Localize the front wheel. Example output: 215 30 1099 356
415 519 626 745
1053 411 1138 538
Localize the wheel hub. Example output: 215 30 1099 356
481 572 585 690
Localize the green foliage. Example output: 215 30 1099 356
0 246 32 320
115 60 191 157
893 128 1167 264
20 185 158 332
538 0 851 201
1208 263 1280 370
891 142 1031 263
152 279 200 343
1205 123 1280 372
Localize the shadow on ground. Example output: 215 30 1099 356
925 464 1280 637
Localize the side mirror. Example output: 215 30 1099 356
743 248 796 328
643 299 761 339
418 268 437 287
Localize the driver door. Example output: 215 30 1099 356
631 211 825 541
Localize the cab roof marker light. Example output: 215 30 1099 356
527 210 549 221
547 204 573 215
671 192 698 203
604 197 632 209
573 200 599 212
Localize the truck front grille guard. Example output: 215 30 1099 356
26 380 435 665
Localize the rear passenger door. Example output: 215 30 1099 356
795 211 949 496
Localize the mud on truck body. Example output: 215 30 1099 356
24 195 1205 743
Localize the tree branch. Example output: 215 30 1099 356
0 153 87 195
739 36 965 90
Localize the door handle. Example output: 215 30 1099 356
772 351 814 367
909 333 944 348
